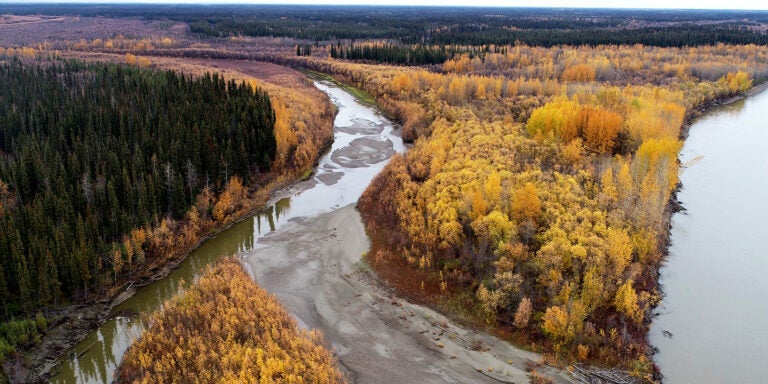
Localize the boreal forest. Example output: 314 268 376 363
0 4 766 384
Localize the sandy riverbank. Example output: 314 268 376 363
241 79 569 384
243 203 568 384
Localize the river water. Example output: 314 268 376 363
52 77 768 383
51 80 405 383
650 90 768 383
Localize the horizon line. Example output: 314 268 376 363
1 2 767 11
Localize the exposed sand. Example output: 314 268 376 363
331 137 395 168
240 79 569 384
244 204 568 384
316 171 344 186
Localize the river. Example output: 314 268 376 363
52 80 554 384
51 80 404 383
650 90 768 383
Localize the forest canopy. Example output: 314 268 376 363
0 58 276 317
3 5 768 48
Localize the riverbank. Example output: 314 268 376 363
650 80 768 382
650 80 768 383
244 203 568 383
7 56 335 383
10 172 310 383
681 80 768 139
235 79 571 384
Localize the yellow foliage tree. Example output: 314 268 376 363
614 280 642 325
542 305 572 343
722 71 752 93
580 106 622 153
117 258 346 383
510 183 541 223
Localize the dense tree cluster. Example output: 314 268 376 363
0 58 276 316
427 24 768 48
330 42 460 66
117 258 346 384
288 43 765 373
441 43 768 86
187 8 768 49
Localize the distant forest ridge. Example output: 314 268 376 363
3 5 768 47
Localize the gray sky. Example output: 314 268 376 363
4 0 767 10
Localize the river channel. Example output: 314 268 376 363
650 90 768 383
52 80 552 384
51 80 404 383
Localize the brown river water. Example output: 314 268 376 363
650 90 768 383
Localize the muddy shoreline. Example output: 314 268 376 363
236 80 574 384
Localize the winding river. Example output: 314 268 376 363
650 90 768 383
53 80 550 383
51 80 404 383
53 75 768 384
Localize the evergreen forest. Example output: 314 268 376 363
0 58 276 317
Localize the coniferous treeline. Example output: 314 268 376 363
327 28 768 66
193 17 768 48
329 43 463 66
7 4 768 49
426 24 768 48
184 9 768 49
0 58 276 316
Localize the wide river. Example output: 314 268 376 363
650 90 768 383
51 81 406 383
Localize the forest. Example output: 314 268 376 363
281 42 767 376
4 5 768 47
2 4 768 383
0 58 275 317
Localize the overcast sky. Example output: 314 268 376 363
1 0 766 10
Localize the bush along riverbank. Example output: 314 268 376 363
116 258 346 384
